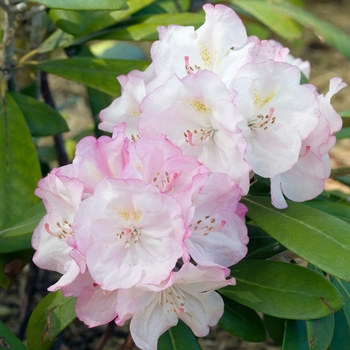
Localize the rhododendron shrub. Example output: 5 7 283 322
3 1 350 349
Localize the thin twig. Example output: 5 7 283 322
40 71 69 166
120 333 135 350
94 321 116 350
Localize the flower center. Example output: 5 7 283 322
189 215 226 236
152 171 179 193
159 285 186 314
248 107 276 131
45 220 73 241
184 56 201 75
116 225 141 248
183 127 215 146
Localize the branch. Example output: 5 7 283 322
40 71 69 166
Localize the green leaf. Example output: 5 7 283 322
330 310 350 350
0 249 34 289
305 314 334 350
331 277 350 325
94 13 205 41
230 0 302 41
49 9 87 36
246 224 286 259
0 202 45 253
158 320 201 350
135 0 190 14
336 126 350 139
9 92 69 136
70 0 155 39
243 196 350 280
303 200 350 225
220 259 343 320
263 314 285 345
0 93 41 230
31 0 128 10
339 109 350 117
0 320 27 350
282 315 334 350
38 29 75 54
282 320 309 350
37 58 150 96
27 291 76 350
218 295 266 342
272 2 350 60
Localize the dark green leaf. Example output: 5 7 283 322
243 196 350 280
230 0 302 41
305 314 334 350
272 2 350 60
94 13 205 41
158 320 201 350
9 92 69 136
331 277 350 325
336 126 350 139
0 320 27 350
37 58 150 96
136 0 190 14
49 9 87 36
282 320 309 350
330 310 350 350
246 224 286 259
303 200 350 225
0 249 33 289
27 291 76 350
0 202 45 253
70 0 155 39
0 93 41 230
218 295 266 342
31 0 128 10
339 109 350 117
334 175 350 187
221 259 343 319
38 29 75 54
263 315 285 345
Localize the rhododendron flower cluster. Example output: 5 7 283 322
32 3 345 350
100 3 346 208
33 126 248 349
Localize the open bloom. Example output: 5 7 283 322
72 178 186 290
139 69 250 194
115 263 235 350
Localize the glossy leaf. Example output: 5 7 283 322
246 224 286 259
49 9 87 36
339 109 350 117
9 92 69 136
31 0 128 10
158 320 201 350
0 320 27 350
263 315 285 345
329 310 350 350
94 13 205 41
218 295 266 342
72 0 155 39
37 58 150 96
282 320 309 350
272 2 350 60
305 314 334 350
27 291 76 350
231 0 302 41
38 29 75 54
0 93 41 230
0 202 45 253
303 200 350 225
0 249 34 289
331 277 350 325
220 259 343 319
336 126 350 139
243 196 350 280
